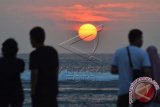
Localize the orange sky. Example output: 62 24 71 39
23 1 160 31
0 0 160 53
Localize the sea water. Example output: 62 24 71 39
18 54 119 107
21 71 119 107
21 70 118 82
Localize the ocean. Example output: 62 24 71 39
19 54 119 107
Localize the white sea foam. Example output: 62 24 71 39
21 70 119 81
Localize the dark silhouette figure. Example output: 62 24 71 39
147 46 160 106
29 27 59 107
111 29 151 107
0 38 24 107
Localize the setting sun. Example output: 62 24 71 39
78 24 97 42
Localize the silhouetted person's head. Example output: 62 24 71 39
2 38 18 58
30 26 45 48
128 29 143 48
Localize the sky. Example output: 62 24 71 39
0 0 160 54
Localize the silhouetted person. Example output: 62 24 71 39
111 29 151 107
146 46 160 107
29 27 59 107
0 38 24 107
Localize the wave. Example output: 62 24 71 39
21 70 119 82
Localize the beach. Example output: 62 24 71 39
19 54 119 107
23 80 118 107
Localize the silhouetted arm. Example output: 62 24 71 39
141 51 152 77
142 67 152 77
29 52 39 96
111 50 119 75
19 59 25 73
31 69 38 96
55 50 59 95
111 65 118 74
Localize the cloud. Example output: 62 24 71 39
24 2 160 31
25 3 136 22
25 4 110 22
94 3 139 9
3 1 160 23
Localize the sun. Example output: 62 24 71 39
78 24 97 42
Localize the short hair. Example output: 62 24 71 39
2 38 18 58
128 29 143 43
30 27 45 44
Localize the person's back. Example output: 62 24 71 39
0 38 24 107
111 29 151 107
0 57 24 99
113 45 150 95
30 45 58 97
29 26 59 107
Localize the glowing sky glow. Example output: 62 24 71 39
0 0 160 53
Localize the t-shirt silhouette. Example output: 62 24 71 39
29 45 59 98
0 57 24 101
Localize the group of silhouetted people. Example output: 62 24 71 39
1 27 160 107
0 27 59 107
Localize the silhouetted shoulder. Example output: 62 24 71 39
29 45 58 70
30 50 37 58
0 57 24 73
29 50 38 70
44 46 58 53
0 57 24 65
32 46 58 54
37 45 58 58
